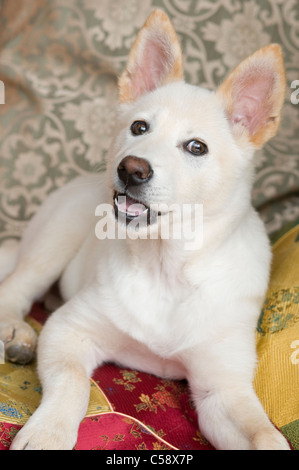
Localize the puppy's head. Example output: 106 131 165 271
107 9 285 235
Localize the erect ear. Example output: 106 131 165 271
118 9 183 103
216 44 286 148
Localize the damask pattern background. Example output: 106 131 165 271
0 0 299 242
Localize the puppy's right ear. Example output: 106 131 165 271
118 10 183 103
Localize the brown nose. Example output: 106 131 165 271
117 156 153 187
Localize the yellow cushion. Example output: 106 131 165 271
254 223 299 449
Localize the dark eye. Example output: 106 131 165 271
131 120 149 136
185 139 208 156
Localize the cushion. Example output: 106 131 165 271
0 222 298 450
254 221 299 449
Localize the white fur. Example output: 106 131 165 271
0 12 290 450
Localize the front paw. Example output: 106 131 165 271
0 319 37 364
252 428 291 450
10 414 77 450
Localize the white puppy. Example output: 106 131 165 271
0 10 290 450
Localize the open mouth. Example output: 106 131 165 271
113 191 159 225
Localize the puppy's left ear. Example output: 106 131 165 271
217 45 286 148
119 9 183 103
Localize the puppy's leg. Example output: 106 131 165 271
10 298 102 450
0 179 98 364
187 332 290 450
0 239 20 282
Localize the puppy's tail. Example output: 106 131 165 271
0 239 20 282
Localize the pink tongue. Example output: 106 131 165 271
117 195 146 216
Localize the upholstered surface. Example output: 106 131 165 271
0 0 298 451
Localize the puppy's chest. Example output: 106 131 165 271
121 265 186 315
104 258 191 352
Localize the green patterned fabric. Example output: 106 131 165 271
0 0 298 242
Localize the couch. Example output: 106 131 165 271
0 0 298 450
